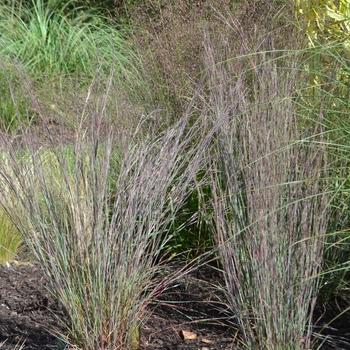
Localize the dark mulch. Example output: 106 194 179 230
0 263 65 350
0 262 350 350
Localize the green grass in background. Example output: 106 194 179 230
0 59 32 132
0 0 145 132
0 208 22 264
0 0 133 77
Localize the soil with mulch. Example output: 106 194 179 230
0 262 350 350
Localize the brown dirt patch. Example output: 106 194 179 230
0 262 350 349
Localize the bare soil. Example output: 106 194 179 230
0 262 350 350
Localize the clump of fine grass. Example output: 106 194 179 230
0 0 136 80
0 74 209 349
126 0 293 120
0 0 144 133
204 31 330 349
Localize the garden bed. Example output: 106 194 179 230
0 262 237 350
1 262 350 349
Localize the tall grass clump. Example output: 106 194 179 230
0 0 144 133
0 76 209 349
0 0 136 80
205 33 330 348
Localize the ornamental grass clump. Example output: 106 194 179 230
204 33 330 349
0 0 136 80
0 78 209 349
0 0 144 133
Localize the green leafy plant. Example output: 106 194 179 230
295 0 350 100
0 150 32 264
312 79 350 302
295 0 350 47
